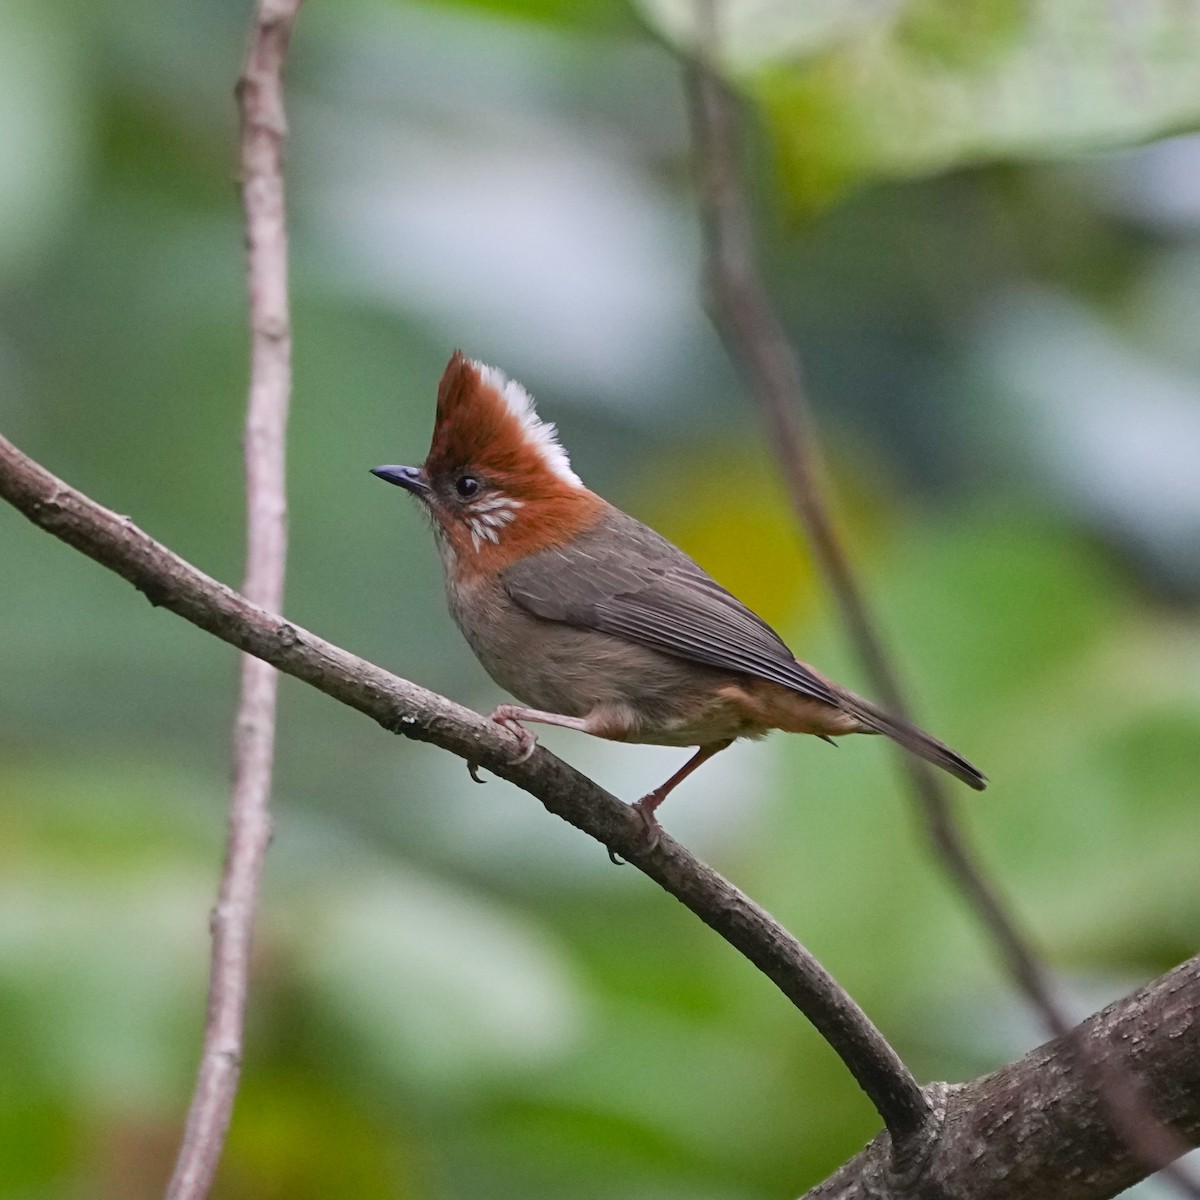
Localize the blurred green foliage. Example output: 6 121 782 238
1 1 1199 1198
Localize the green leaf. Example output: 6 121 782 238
417 0 637 33
645 0 1200 212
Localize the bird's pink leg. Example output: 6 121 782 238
488 704 591 763
632 739 734 850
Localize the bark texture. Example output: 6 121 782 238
805 957 1200 1199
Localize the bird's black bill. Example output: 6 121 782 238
371 464 430 495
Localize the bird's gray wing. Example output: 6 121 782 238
501 508 841 708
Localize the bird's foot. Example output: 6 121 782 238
607 794 667 866
630 793 666 853
488 705 538 763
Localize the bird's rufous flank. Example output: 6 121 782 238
373 352 986 847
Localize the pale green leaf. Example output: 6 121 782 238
645 0 1200 212
634 0 898 70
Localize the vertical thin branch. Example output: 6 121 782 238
165 2 301 1197
684 1 1200 1192
685 0 1060 1034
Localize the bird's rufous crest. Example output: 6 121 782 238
425 352 582 498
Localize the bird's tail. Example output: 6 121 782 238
840 693 987 791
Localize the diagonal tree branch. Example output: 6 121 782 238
682 8 1200 1194
0 432 930 1162
165 1 301 1196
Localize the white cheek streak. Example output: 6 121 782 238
468 520 500 548
478 509 518 530
464 490 522 550
473 495 521 511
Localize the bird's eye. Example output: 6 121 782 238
455 475 481 498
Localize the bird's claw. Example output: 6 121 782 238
488 708 538 764
630 795 665 853
606 798 664 865
467 761 486 784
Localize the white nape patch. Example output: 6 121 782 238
467 494 523 552
471 361 583 487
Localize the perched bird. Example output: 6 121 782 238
373 352 986 846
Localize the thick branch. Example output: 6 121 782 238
0 432 925 1151
165 2 301 1197
804 956 1200 1200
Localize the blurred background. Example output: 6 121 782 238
2 1 1199 1196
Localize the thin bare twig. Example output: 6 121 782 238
0 432 929 1157
683 5 1200 1193
684 0 1059 1025
165 2 301 1196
